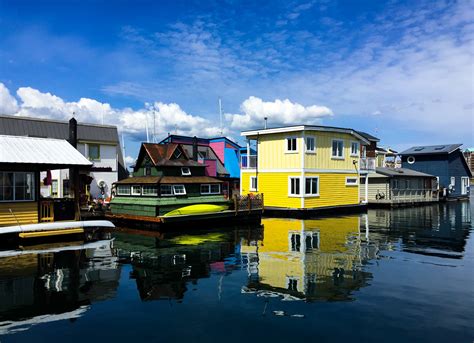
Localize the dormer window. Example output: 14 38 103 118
173 150 182 159
181 167 191 176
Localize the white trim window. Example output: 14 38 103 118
181 167 191 176
305 177 319 195
289 177 301 196
346 177 358 186
201 184 221 194
286 137 298 153
250 176 258 191
332 139 344 159
131 185 142 195
0 172 35 201
461 177 469 195
117 185 131 195
450 176 455 186
305 137 316 153
142 185 158 196
173 184 186 195
160 185 173 196
350 141 359 157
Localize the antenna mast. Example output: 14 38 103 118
218 97 223 136
145 113 149 143
153 109 156 143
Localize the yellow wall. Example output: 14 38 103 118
242 171 359 209
255 131 360 170
0 202 38 227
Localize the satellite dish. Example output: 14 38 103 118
98 180 107 188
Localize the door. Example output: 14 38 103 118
461 177 469 195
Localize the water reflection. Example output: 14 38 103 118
0 240 120 335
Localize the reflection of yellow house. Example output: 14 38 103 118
242 216 372 300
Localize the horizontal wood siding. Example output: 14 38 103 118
258 133 302 169
304 131 361 170
304 173 359 208
0 202 38 227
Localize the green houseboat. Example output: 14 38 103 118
109 142 263 226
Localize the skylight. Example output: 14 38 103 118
434 146 445 150
414 147 424 151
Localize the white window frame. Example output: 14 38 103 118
250 176 257 191
173 184 186 195
117 185 131 195
350 141 359 157
160 184 173 196
304 177 319 196
142 185 158 196
461 176 469 195
305 136 316 153
288 176 301 196
0 172 35 202
331 139 344 159
285 137 298 153
345 177 358 186
181 167 191 176
201 184 221 195
131 185 142 196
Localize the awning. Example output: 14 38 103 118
0 135 92 169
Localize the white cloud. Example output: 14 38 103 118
226 96 333 130
124 155 136 164
0 83 19 114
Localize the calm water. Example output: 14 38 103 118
1 201 473 342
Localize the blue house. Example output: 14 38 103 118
399 144 472 199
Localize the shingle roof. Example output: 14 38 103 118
114 176 222 185
374 167 435 178
0 135 92 167
142 143 203 167
399 144 462 155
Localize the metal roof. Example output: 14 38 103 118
356 131 380 142
372 167 435 178
0 115 119 143
399 144 462 155
0 135 92 166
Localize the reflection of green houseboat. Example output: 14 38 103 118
108 142 262 226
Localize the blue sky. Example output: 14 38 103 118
0 0 473 163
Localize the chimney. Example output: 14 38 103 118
192 136 198 161
264 117 268 129
69 117 77 148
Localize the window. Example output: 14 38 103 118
287 277 298 291
173 185 186 195
131 185 142 196
290 233 301 251
1 172 34 202
160 185 173 196
286 137 297 152
305 177 319 195
450 177 455 186
289 177 301 195
142 185 158 196
145 167 151 176
88 144 100 161
350 141 359 156
63 179 70 197
346 177 358 186
250 176 258 191
305 137 315 152
173 149 182 159
332 139 344 158
117 185 131 195
201 184 221 194
51 180 58 197
181 167 191 176
407 156 415 164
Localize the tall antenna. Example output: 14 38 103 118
153 109 156 143
218 97 223 136
145 113 149 143
121 132 126 166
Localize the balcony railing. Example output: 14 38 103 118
241 155 257 169
360 157 376 171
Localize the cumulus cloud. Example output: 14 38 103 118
124 155 136 164
0 83 334 140
0 83 19 114
226 96 333 130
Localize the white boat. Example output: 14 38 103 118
0 220 115 239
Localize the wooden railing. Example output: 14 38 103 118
40 200 54 222
233 194 264 213
390 189 438 202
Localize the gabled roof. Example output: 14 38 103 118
241 125 371 144
137 143 203 169
399 144 462 155
0 135 92 168
374 167 435 178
